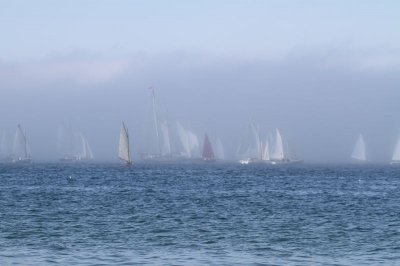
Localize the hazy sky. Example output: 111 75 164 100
0 0 399 162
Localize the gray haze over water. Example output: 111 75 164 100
0 1 399 162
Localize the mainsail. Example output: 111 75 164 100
202 134 215 160
119 122 132 165
351 134 366 161
12 125 31 162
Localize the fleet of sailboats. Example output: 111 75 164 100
2 91 400 165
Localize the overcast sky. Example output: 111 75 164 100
0 0 399 162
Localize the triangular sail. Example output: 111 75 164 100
119 122 132 164
12 125 30 160
392 136 400 161
271 129 285 160
85 139 94 159
262 139 270 161
237 121 261 159
351 134 366 161
176 122 190 157
202 134 215 160
159 121 171 156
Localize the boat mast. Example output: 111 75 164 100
149 87 161 155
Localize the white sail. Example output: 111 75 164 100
75 132 93 160
238 121 262 159
85 139 94 159
176 122 190 157
271 129 285 160
215 138 225 160
262 139 270 161
159 121 171 156
176 122 200 158
351 134 366 161
392 136 400 162
187 130 199 157
119 122 131 164
12 125 30 161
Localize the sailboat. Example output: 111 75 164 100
351 134 366 162
176 121 200 160
140 87 175 162
270 129 302 164
202 133 216 162
390 135 400 164
58 125 93 162
118 122 132 166
76 132 94 161
237 121 264 164
12 124 31 163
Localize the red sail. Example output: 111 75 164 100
202 134 215 160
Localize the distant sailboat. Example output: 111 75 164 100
140 87 175 162
58 125 94 162
237 121 263 164
176 121 200 159
390 135 400 164
77 132 94 161
351 134 366 162
118 122 132 166
202 133 215 162
261 138 270 161
270 129 302 164
12 124 31 163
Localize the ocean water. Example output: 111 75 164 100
0 163 400 265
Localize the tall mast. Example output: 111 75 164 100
149 87 161 155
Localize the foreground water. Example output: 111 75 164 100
0 163 399 265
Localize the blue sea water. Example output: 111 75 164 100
0 163 400 265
